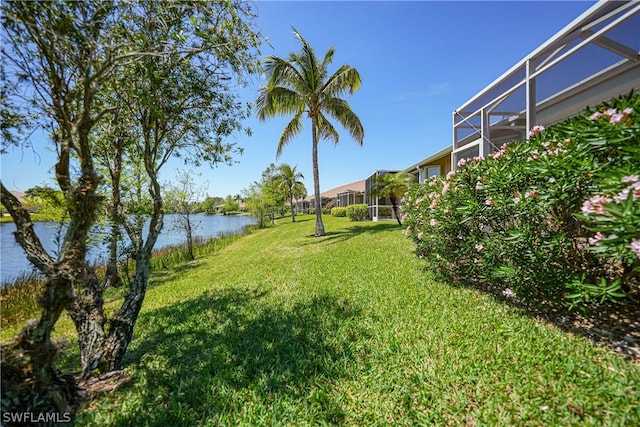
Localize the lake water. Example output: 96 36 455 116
0 214 256 283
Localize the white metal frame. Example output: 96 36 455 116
452 1 640 169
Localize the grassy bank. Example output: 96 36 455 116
5 215 639 424
0 232 247 339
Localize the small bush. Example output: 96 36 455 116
331 207 347 217
378 206 392 218
346 204 368 221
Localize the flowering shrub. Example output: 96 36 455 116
402 92 639 308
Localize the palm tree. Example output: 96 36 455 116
256 28 364 236
368 171 417 226
276 164 306 222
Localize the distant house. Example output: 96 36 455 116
403 145 452 184
364 170 399 221
5 191 36 214
296 180 365 213
452 1 640 168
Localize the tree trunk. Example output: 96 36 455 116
186 212 194 260
65 269 108 379
101 255 151 371
1 172 101 411
102 139 124 289
102 225 121 288
311 116 325 236
290 194 296 222
391 197 402 226
102 207 161 370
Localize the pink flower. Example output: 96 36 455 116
548 177 556 183
457 158 467 167
430 218 439 227
444 206 451 214
475 243 484 251
581 195 612 216
528 125 545 137
588 232 605 246
589 111 603 121
525 189 538 199
604 108 617 116
541 141 552 147
446 171 456 180
403 226 411 236
502 288 516 298
623 107 633 115
621 175 639 184
630 240 640 258
609 112 625 124
513 195 521 204
485 198 495 206
417 231 424 239
442 181 451 195
490 150 504 159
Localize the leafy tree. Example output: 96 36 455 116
222 195 240 214
24 186 68 223
262 163 287 222
368 171 417 225
243 164 285 227
201 196 224 214
0 0 261 413
1 1 129 412
66 1 260 380
256 29 364 236
164 170 207 260
275 164 307 222
243 182 270 228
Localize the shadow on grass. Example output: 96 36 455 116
99 286 367 424
424 265 640 361
304 221 401 244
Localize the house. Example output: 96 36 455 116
364 170 399 221
403 145 452 184
452 1 640 168
296 180 365 213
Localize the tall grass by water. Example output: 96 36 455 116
0 229 251 336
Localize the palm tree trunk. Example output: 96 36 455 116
311 117 325 236
391 196 402 226
289 194 296 222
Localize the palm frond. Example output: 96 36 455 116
276 111 304 158
322 65 362 97
291 28 323 92
316 113 339 145
321 97 364 145
262 55 303 88
256 86 304 120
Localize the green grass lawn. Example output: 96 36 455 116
40 216 640 424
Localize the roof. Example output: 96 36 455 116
305 180 366 201
403 145 452 173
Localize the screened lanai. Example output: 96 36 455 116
452 0 640 168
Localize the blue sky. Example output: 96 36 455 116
1 1 595 198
